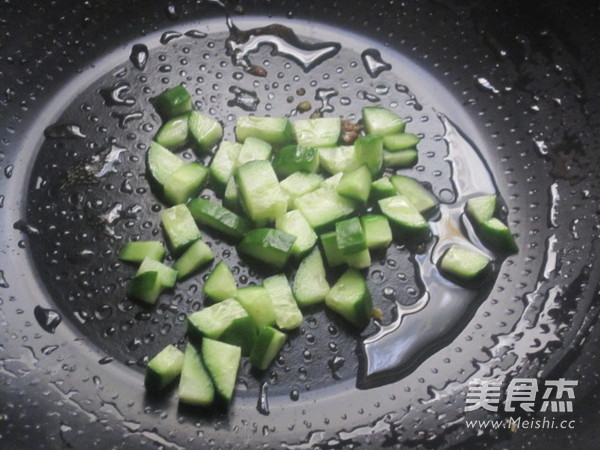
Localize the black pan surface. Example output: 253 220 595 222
1 0 599 448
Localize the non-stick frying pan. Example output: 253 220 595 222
1 0 599 448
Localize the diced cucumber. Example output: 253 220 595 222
201 339 241 402
322 172 344 190
354 134 383 175
178 344 214 407
173 240 214 279
336 217 367 254
378 195 430 242
280 172 323 209
163 163 209 205
478 218 518 254
272 145 319 178
210 141 242 186
187 198 250 240
235 137 272 168
235 286 276 330
145 344 184 392
136 257 178 288
325 269 373 329
147 141 185 186
293 248 330 306
127 271 162 304
223 177 240 212
187 298 249 340
438 245 491 285
219 316 257 356
188 110 223 151
238 228 296 269
362 106 406 136
336 165 372 203
465 194 497 225
160 205 202 253
275 210 318 256
203 262 237 302
294 187 356 231
390 175 439 214
360 214 393 249
320 232 347 268
371 177 397 200
155 114 190 150
383 133 420 151
318 145 360 174
383 149 418 168
293 117 341 148
119 241 165 263
263 274 303 330
235 116 294 146
235 160 288 225
249 326 287 371
345 247 372 269
153 86 192 119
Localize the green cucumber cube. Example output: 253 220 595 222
317 145 360 175
201 339 241 402
145 344 184 392
293 117 341 148
147 141 185 187
187 198 250 240
354 134 383 176
383 149 418 168
188 110 223 152
390 175 439 214
187 298 249 340
280 172 323 209
223 177 240 212
163 163 209 205
263 274 303 330
336 165 372 203
360 214 393 249
293 248 330 306
235 286 276 330
465 194 497 225
249 326 287 371
479 218 518 254
210 141 242 186
362 106 406 136
320 232 346 268
378 195 430 242
136 257 178 288
203 262 237 302
383 133 420 151
236 137 272 168
325 269 373 329
178 344 214 407
127 271 162 304
438 245 491 285
345 247 372 269
272 145 319 178
235 116 294 146
371 177 397 200
173 240 214 279
119 241 165 263
219 316 257 356
160 205 202 253
238 228 296 269
155 114 190 150
294 187 356 231
275 210 318 256
335 217 367 254
153 86 192 119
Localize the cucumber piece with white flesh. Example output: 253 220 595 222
390 175 438 214
155 114 190 150
465 194 497 225
294 187 356 231
173 239 214 279
235 137 272 168
438 245 491 285
325 269 373 329
354 134 383 175
383 149 418 168
360 214 393 249
320 232 346 268
187 198 251 240
322 172 344 190
362 106 406 136
293 117 341 148
478 218 518 254
178 344 214 407
293 248 330 306
160 205 202 253
136 257 178 288
318 145 360 174
336 165 372 203
187 298 249 340
188 110 223 151
378 195 430 242
383 133 420 151
238 228 296 269
235 286 276 330
223 177 240 212
335 217 367 254
275 210 318 256
235 116 294 146
147 141 185 186
219 316 257 356
163 163 208 205
235 160 288 225
153 86 192 119
145 344 184 392
127 271 162 304
201 339 241 402
263 274 303 330
203 261 237 302
249 326 287 371
280 172 323 209
119 241 165 263
272 145 319 177
371 177 397 200
210 141 242 186
345 247 371 269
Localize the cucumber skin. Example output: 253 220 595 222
325 269 373 329
238 228 297 269
203 262 237 302
173 240 214 280
187 198 251 240
119 241 165 263
145 345 184 392
438 245 491 286
219 316 257 357
154 86 192 119
249 326 287 371
292 248 330 306
178 344 215 407
378 196 430 243
201 339 241 402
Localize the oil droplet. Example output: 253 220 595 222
395 83 423 111
160 31 182 45
361 48 392 78
34 305 62 333
44 124 87 139
185 30 207 39
129 44 149 71
227 86 260 111
257 382 270 415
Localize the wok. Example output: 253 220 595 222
1 0 599 448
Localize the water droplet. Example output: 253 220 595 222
44 124 86 139
100 83 135 107
160 31 182 45
129 44 149 71
257 382 269 415
165 4 179 20
314 88 338 115
357 90 380 103
13 219 41 235
4 165 13 178
328 356 345 380
361 48 392 78
99 356 113 365
476 76 500 94
0 270 9 288
185 30 207 39
34 305 62 333
41 345 59 355
290 389 299 401
227 86 259 111
111 111 144 129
